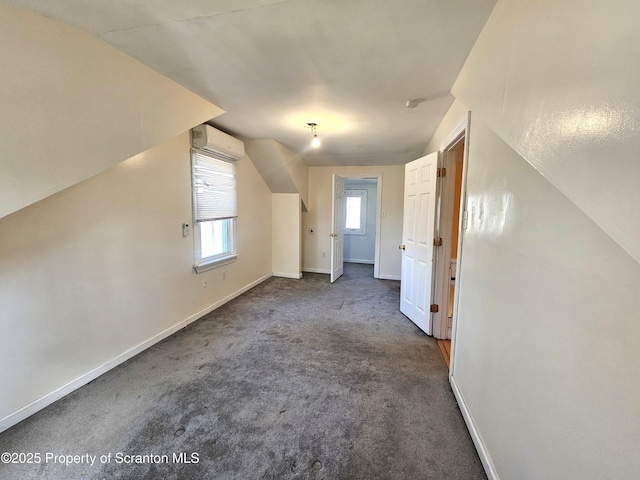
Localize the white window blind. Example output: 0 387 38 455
192 149 237 222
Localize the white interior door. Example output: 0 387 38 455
330 174 345 283
400 152 438 334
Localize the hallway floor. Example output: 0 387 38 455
0 264 485 479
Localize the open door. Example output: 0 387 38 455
330 174 345 283
433 138 465 340
400 152 439 334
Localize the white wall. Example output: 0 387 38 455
449 115 640 479
0 2 222 220
274 142 309 210
426 1 640 476
452 0 640 264
0 133 272 430
272 193 302 278
303 166 403 279
0 3 267 431
244 139 309 210
343 181 377 264
424 99 469 154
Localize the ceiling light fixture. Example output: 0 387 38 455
405 97 426 108
307 122 321 148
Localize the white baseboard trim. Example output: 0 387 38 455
450 375 499 480
302 268 330 274
0 273 272 434
377 274 400 280
344 258 374 264
182 273 272 326
272 272 303 279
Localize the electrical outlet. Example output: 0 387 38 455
322 252 326 258
202 278 208 288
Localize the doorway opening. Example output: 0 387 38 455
436 140 464 340
330 174 382 283
397 115 470 365
344 178 378 274
434 116 469 369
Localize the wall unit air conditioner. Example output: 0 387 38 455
191 124 244 161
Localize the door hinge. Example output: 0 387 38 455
430 304 439 313
437 167 447 177
433 237 443 247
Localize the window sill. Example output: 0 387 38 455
194 254 238 274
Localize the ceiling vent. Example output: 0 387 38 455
191 124 244 161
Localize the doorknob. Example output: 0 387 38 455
330 233 337 237
399 244 406 250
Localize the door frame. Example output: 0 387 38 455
433 130 465 339
439 112 471 373
334 173 383 279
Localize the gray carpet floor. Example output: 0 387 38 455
0 264 486 480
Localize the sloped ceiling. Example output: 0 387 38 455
8 0 496 166
245 139 309 210
452 0 640 264
0 2 223 219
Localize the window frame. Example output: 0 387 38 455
191 148 238 273
344 188 368 236
193 218 237 273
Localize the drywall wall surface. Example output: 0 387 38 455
245 140 298 192
232 151 274 287
245 139 309 210
343 182 377 263
424 99 469 154
303 166 403 279
451 0 640 264
452 116 640 479
272 193 302 278
0 2 223 220
0 132 272 425
274 142 309 210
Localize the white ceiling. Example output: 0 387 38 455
9 0 496 166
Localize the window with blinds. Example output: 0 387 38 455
191 149 238 273
192 150 237 222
